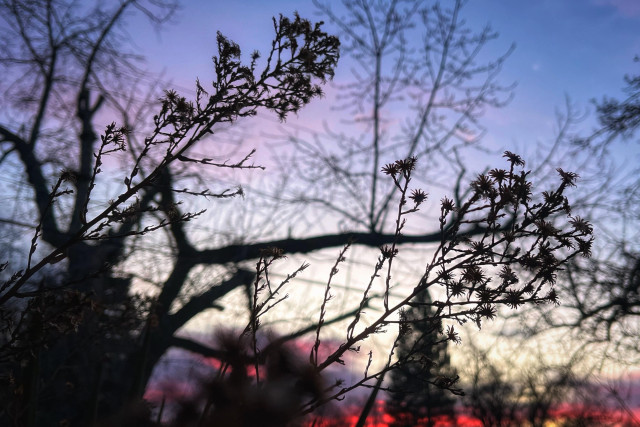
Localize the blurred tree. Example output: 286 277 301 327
0 1 339 424
0 1 514 418
387 289 456 426
569 59 640 357
595 58 640 139
0 1 179 423
0 0 596 425
464 346 518 427
462 346 625 427
530 58 640 361
278 0 513 237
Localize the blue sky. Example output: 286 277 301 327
124 0 640 387
124 0 640 255
129 0 640 160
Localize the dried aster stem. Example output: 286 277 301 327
292 152 593 416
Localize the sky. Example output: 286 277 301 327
0 2 638 423
125 0 640 319
121 1 640 419
125 0 640 342
129 0 640 162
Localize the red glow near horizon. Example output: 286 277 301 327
144 384 639 426
297 399 639 427
145 346 640 426
299 398 483 427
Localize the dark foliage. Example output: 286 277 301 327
0 2 339 424
0 1 600 426
387 289 457 426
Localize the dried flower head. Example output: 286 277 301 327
450 280 465 297
471 174 495 197
382 156 419 176
503 150 525 166
462 265 486 285
446 325 461 344
477 287 493 303
498 266 518 286
409 189 428 206
477 304 497 320
546 288 560 305
397 156 417 173
505 290 524 309
569 216 593 234
381 162 400 176
488 168 508 183
556 168 579 187
440 197 455 213
577 238 593 258
534 220 559 236
60 169 78 184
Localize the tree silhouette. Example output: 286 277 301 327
0 1 596 425
527 58 640 361
595 58 640 139
387 289 456 426
462 345 626 426
0 2 339 424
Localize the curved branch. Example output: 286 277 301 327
166 268 254 334
194 225 486 265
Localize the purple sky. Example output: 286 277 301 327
126 1 640 410
129 0 640 161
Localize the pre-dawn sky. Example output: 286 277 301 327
125 0 640 342
130 0 640 161
127 0 640 384
3 2 640 424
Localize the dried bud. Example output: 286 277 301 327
260 246 285 259
380 245 398 259
398 309 411 337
